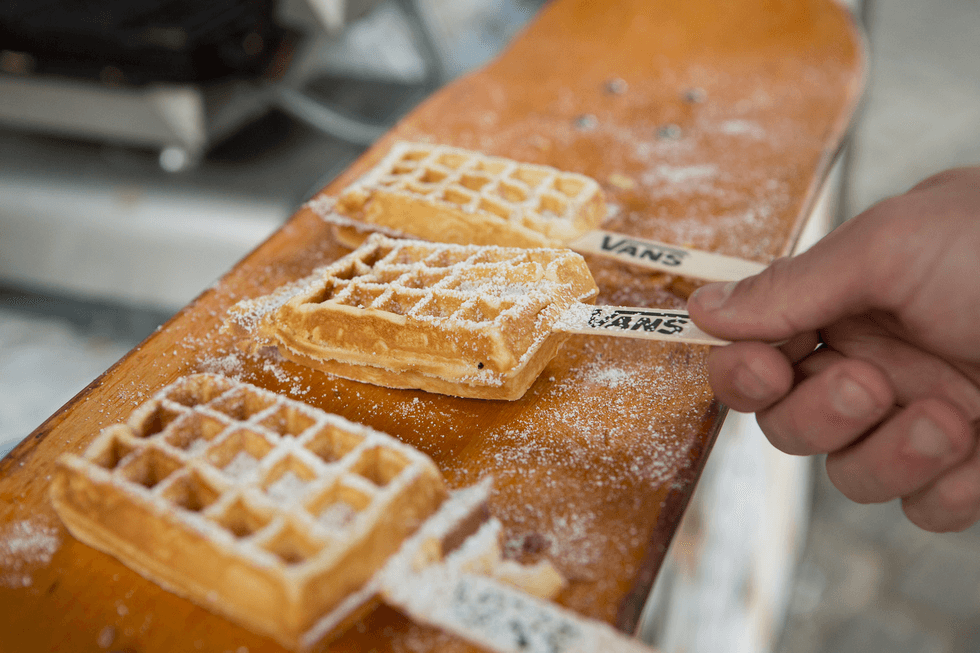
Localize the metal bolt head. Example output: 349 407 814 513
684 87 707 103
604 78 628 95
574 114 599 131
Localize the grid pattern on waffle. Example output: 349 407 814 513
295 235 585 333
77 374 441 572
339 142 602 237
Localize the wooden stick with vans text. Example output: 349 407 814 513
567 229 766 282
555 303 727 346
317 205 767 284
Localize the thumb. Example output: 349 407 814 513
687 219 876 341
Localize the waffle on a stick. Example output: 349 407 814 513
228 235 599 400
50 373 447 650
332 142 606 248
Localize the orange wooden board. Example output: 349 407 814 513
0 1 864 651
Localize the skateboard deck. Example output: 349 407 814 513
0 0 864 651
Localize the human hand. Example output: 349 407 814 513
687 167 980 532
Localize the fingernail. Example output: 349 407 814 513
908 416 950 459
734 358 774 401
830 377 877 419
691 281 736 312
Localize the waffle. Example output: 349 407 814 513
331 142 606 248
379 482 653 653
49 373 447 650
228 234 599 400
386 569 654 653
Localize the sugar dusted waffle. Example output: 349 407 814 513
317 141 766 282
228 234 601 401
49 373 447 650
332 141 606 248
227 235 724 401
49 374 654 651
377 480 655 653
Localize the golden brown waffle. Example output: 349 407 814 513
228 234 599 400
50 373 447 650
377 481 652 653
332 142 606 248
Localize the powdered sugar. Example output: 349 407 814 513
201 354 244 378
185 438 211 457
447 336 711 592
576 363 630 389
0 519 60 587
266 471 310 503
198 349 312 398
96 625 116 648
223 450 260 479
641 164 719 186
317 501 358 531
718 119 766 138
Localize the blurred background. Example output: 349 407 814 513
1 0 978 651
0 0 548 452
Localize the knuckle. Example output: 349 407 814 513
754 258 815 335
734 257 788 298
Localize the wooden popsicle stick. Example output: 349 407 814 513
567 229 767 282
377 480 657 653
555 303 728 346
387 570 656 653
312 203 766 284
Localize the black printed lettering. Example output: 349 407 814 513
657 318 687 335
632 316 663 331
610 315 633 329
588 309 610 328
638 249 663 263
600 236 627 252
619 245 640 257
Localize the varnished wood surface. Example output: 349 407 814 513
0 1 864 651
